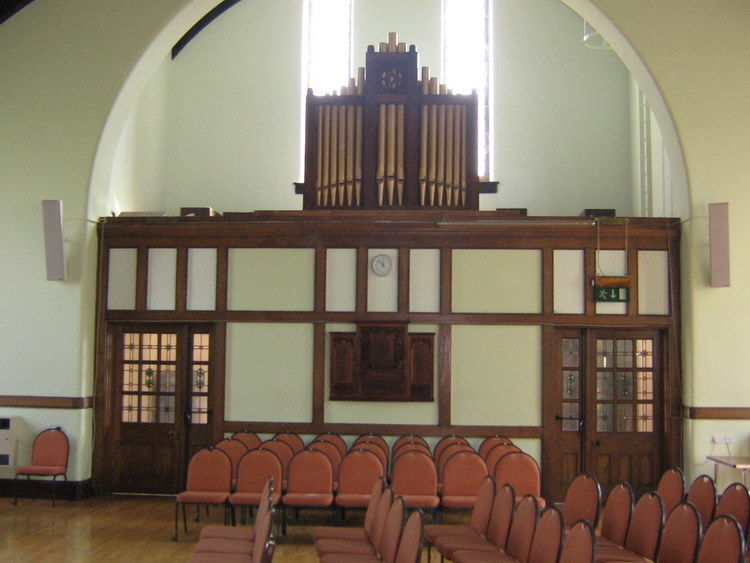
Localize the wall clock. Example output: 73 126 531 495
371 253 393 276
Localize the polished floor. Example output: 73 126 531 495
0 494 443 562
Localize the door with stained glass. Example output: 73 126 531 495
111 325 214 494
544 328 664 501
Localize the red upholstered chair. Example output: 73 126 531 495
483 444 522 476
440 450 489 510
352 440 389 473
493 451 546 508
273 430 304 453
13 427 69 507
232 430 261 451
597 481 634 549
282 448 335 527
172 447 232 541
717 482 750 538
478 436 513 460
214 437 249 490
433 435 470 462
228 449 282 526
353 433 389 456
200 476 274 542
390 449 440 521
656 467 686 517
312 478 385 543
657 501 702 563
395 509 426 563
334 449 385 520
392 433 429 455
307 441 343 489
560 473 602 529
560 519 597 563
686 474 717 532
596 490 664 562
259 439 294 490
696 514 745 563
313 432 348 458
526 505 564 563
437 442 475 483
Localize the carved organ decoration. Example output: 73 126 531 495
303 32 479 210
330 323 434 401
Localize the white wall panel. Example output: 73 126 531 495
147 248 176 310
187 248 217 311
638 250 669 315
107 248 138 310
410 249 441 313
326 248 356 312
367 248 398 312
553 249 584 314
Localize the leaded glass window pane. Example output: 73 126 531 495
597 339 614 368
192 396 209 424
616 403 634 432
616 371 633 400
597 403 613 432
636 339 653 368
636 371 653 401
159 395 175 423
562 402 580 432
615 339 633 367
597 372 613 400
122 395 138 422
562 338 580 368
637 403 653 432
140 395 157 423
159 369 176 393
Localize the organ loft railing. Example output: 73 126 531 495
301 33 483 211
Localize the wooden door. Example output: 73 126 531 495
544 328 665 501
110 324 215 494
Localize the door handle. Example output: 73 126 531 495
592 439 601 447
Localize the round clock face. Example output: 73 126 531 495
371 254 393 276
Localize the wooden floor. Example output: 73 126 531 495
1 494 446 562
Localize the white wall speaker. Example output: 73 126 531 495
42 199 65 281
709 202 729 287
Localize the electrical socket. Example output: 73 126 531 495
712 434 734 444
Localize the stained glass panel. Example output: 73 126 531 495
122 395 138 422
159 395 175 423
562 370 580 400
597 339 614 368
616 371 633 400
637 403 653 432
159 369 176 393
615 339 633 367
562 338 580 368
616 403 634 432
140 395 157 423
636 339 653 368
123 365 139 392
562 402 580 432
192 396 208 424
597 372 613 400
597 403 613 432
636 371 653 401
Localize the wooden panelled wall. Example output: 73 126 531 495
93 210 682 487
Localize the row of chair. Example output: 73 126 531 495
189 478 276 562
312 479 425 562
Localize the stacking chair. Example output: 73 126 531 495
560 473 602 529
395 509 426 563
353 433 389 457
695 514 745 563
273 430 304 453
173 447 232 541
282 448 335 528
390 449 440 521
494 451 546 508
559 519 597 563
656 501 702 563
259 439 294 490
392 440 432 462
13 426 69 507
597 481 634 549
200 476 274 542
440 450 489 510
595 491 664 562
232 430 261 451
228 449 282 526
478 436 513 460
451 494 539 563
433 435 470 463
312 478 385 542
352 440 389 473
524 505 564 563
392 433 429 455
334 449 385 521
656 467 686 517
483 444 522 476
437 442 475 485
686 474 717 532
432 483 516 560
308 440 343 490
214 437 249 490
314 432 348 457
717 482 750 538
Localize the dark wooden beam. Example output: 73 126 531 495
171 0 243 59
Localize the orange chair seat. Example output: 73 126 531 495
425 523 482 543
16 464 66 476
314 537 378 557
399 493 439 508
283 492 334 506
194 538 254 554
442 495 478 508
176 491 230 504
334 493 372 507
434 534 499 558
228 491 281 506
200 525 255 541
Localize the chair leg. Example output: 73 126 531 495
12 474 19 505
172 502 180 541
51 475 58 507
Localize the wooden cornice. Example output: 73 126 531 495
0 396 94 409
683 406 750 420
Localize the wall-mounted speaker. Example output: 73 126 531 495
42 200 65 281
709 202 729 287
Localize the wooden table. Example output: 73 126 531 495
707 455 750 485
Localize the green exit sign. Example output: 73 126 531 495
595 286 630 302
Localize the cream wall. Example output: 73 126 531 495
2 0 749 486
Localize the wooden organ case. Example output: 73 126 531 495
301 32 480 210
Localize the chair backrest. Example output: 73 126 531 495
717 482 750 538
392 440 431 461
600 481 634 546
185 447 232 493
30 427 70 469
369 487 395 547
686 474 717 532
307 441 342 480
234 448 283 498
378 496 406 563
273 431 304 453
313 432 347 457
440 450 489 502
232 431 261 450
214 438 248 480
353 433 389 457
562 473 602 528
337 449 385 495
395 509 425 563
559 519 596 563
391 450 438 496
527 505 564 563
468 475 496 535
251 506 273 563
437 442 475 479
478 435 513 459
504 494 539 562
353 440 389 471
695 514 745 563
657 501 702 563
433 435 470 461
286 449 333 494
259 439 295 481
363 478 386 537
483 443 522 474
494 451 542 500
623 491 664 559
486 483 517 549
392 434 428 457
656 467 686 517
